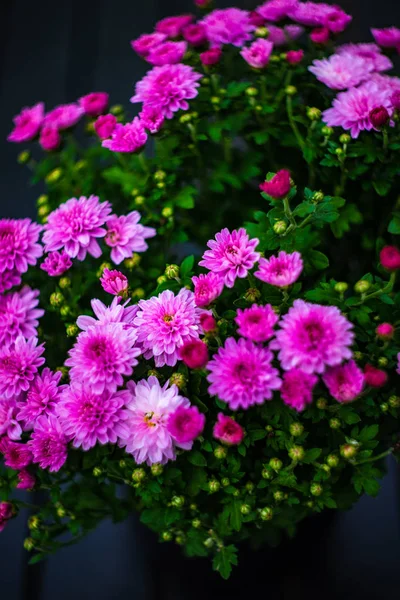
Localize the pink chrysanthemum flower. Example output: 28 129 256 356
40 250 72 277
179 339 209 369
0 502 13 532
17 470 36 490
39 126 61 151
207 337 282 410
270 300 354 374
7 102 44 142
192 272 224 307
102 119 148 153
131 32 167 57
369 73 400 94
105 211 156 265
201 8 255 47
28 414 68 472
266 24 304 46
78 92 109 117
0 397 22 441
286 49 304 64
131 64 202 119
0 438 32 470
147 41 187 66
17 368 65 431
167 405 205 443
323 360 364 403
255 251 303 288
43 103 84 130
100 268 129 296
57 384 130 450
94 114 117 140
257 0 298 22
0 218 42 275
43 195 111 261
0 336 45 398
371 27 400 49
76 297 138 331
309 54 372 90
376 322 394 340
213 413 244 445
0 287 44 346
0 269 21 293
118 377 192 465
139 106 165 134
380 245 400 271
280 369 318 412
241 39 273 69
259 169 291 199
134 288 202 367
200 312 217 333
397 353 400 376
199 228 260 288
288 2 352 33
310 27 330 45
336 43 393 73
183 23 207 46
322 81 393 139
65 322 140 394
155 15 194 38
235 304 278 343
364 364 388 388
200 48 222 65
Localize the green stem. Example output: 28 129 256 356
223 136 232 164
283 196 297 229
137 152 149 175
355 272 396 306
383 129 389 152
355 447 393 465
298 214 313 229
286 94 305 153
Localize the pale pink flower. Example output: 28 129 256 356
257 0 299 22
105 211 156 265
40 250 72 276
94 114 117 140
371 27 400 49
0 397 22 441
0 438 32 469
288 2 352 33
192 272 224 307
309 54 372 90
167 405 205 443
100 268 129 296
0 337 45 398
7 102 44 142
235 304 278 343
155 15 194 38
28 414 68 472
17 368 65 431
280 369 318 412
336 43 393 73
213 413 244 445
131 32 167 57
0 287 43 347
39 126 61 151
323 360 364 403
0 218 42 275
241 39 273 69
147 41 187 66
201 8 255 47
139 106 165 134
102 119 147 153
255 251 303 287
76 297 138 331
44 103 84 129
16 470 36 490
78 92 109 117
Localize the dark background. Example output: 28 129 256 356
0 1 399 598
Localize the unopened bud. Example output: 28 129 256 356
312 191 324 203
154 170 167 181
285 85 297 96
335 147 344 157
354 279 371 294
93 467 103 477
245 482 255 493
204 537 214 548
45 168 63 184
273 220 287 235
288 445 305 461
157 275 167 286
380 402 389 413
321 126 333 136
37 194 49 207
161 207 173 218
339 133 351 144
28 516 40 530
273 490 285 502
269 458 283 471
169 372 187 389
211 96 221 105
192 518 201 529
389 396 400 409
24 538 35 551
262 466 274 480
289 423 304 437
56 506 66 518
49 292 64 307
38 205 50 219
334 281 348 293
307 107 321 121
340 444 358 460
244 287 261 303
214 446 227 460
316 397 327 410
310 483 323 496
378 357 388 367
222 477 230 487
18 150 31 164
240 504 251 515
131 287 145 300
59 277 71 289
165 264 180 279
326 454 339 468
96 262 111 277
255 26 269 38
132 468 146 483
134 195 145 206
329 418 341 430
260 506 273 521
151 463 163 476
208 480 220 493
110 104 124 115
162 531 172 542
66 324 78 337
175 535 185 545
124 253 141 269
245 87 259 97
171 495 185 508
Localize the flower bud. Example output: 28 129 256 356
119 460 126 469
265 425 273 432
339 133 351 144
320 464 331 475
161 206 174 218
45 168 63 184
334 281 348 293
289 423 304 437
312 191 324 203
214 446 228 460
162 531 172 542
59 277 71 289
96 262 112 277
326 454 339 468
110 104 123 115
244 287 261 303
307 107 321 121
262 466 274 480
208 480 220 493
340 444 358 460
28 516 40 530
260 506 273 521
353 351 363 360
335 147 344 157
380 246 400 271
157 275 167 286
377 357 388 367
233 489 240 497
222 477 230 487
66 324 78 337
157 182 166 190
204 537 214 548
321 126 333 136
190 503 198 511
165 264 180 279
192 518 201 529
388 395 400 409
288 445 305 461
18 150 31 164
169 372 187 389
175 534 185 545
380 402 389 413
60 306 71 318
269 55 280 63
376 322 394 340
132 468 146 483
171 495 185 508
38 205 50 219
131 288 145 300
134 195 145 206
245 87 259 97
92 466 103 477
269 457 283 471
310 483 323 496
329 418 341 430
354 279 371 294
316 398 327 410
150 463 163 477
245 482 255 493
154 170 167 181
37 194 49 207
50 292 64 307
124 253 141 269
211 96 221 105
273 490 285 502
273 220 287 235
240 504 251 515
255 26 269 38
369 106 389 129
24 538 35 551
285 85 297 96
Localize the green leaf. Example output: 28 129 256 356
302 448 322 463
330 203 363 239
307 250 329 270
248 429 267 442
180 255 194 278
373 180 391 197
213 545 238 579
174 186 197 209
358 425 379 443
388 215 400 235
188 450 207 467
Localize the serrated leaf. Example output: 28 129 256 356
308 250 329 270
188 450 207 467
213 545 238 579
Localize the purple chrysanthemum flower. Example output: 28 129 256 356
265 24 304 46
270 300 354 374
0 438 32 469
167 405 205 444
0 397 22 441
146 41 187 66
288 2 352 33
43 103 84 130
280 369 318 412
0 268 21 293
40 250 72 276
105 211 156 265
43 195 111 261
16 470 36 490
76 297 138 331
201 8 255 47
192 272 224 307
371 27 400 49
0 287 44 347
7 102 44 142
102 119 148 153
323 360 365 403
100 268 129 296
241 39 273 69
131 32 167 57
207 337 282 410
235 304 278 343
257 0 298 22
0 218 42 275
336 43 393 73
28 414 68 472
309 53 373 90
17 368 66 431
155 14 193 38
0 502 13 533
139 105 165 134
254 251 303 287
0 336 45 398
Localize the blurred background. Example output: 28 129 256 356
0 1 399 598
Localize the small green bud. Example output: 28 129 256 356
218 89 227 96
265 425 273 432
37 194 49 207
269 457 283 472
66 324 78 337
354 279 371 294
151 463 163 477
335 147 344 157
175 535 185 545
110 104 124 115
60 305 71 318
55 366 68 380
240 504 251 515
210 96 221 105
326 454 339 468
169 372 187 390
245 87 259 97
289 423 304 437
321 126 333 136
192 518 201 529
161 206 173 218
316 397 328 409
329 418 341 430
269 55 280 63
389 396 400 409
162 531 172 542
165 264 180 279
50 292 64 307
131 287 145 300
74 159 87 171
222 477 230 487
285 85 297 96
96 261 112 277
147 369 160 378
59 277 71 289
24 538 35 551
45 168 63 184
92 467 103 477
378 357 388 368
339 133 351 144
334 281 348 293
273 220 288 235
208 480 220 493
130 188 140 197
204 537 214 548
254 104 263 113
340 444 358 460
38 205 50 219
56 505 66 518
119 460 127 469
179 113 192 124
260 506 273 521
245 482 255 493
288 445 305 462
134 195 145 206
171 495 185 508
156 182 166 190
201 77 210 85
244 287 261 303
262 466 274 480
28 516 40 530
124 253 141 269
255 26 269 38
306 500 314 509
380 402 389 413
154 170 166 181
310 483 323 496
233 489 240 497
214 446 227 460
132 468 146 483
320 464 331 475
353 351 363 360
312 191 324 203
18 150 31 164
307 107 321 121
273 490 285 502
191 111 199 118
157 275 167 286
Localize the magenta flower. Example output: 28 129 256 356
0 287 44 347
16 470 36 490
65 322 140 394
280 369 318 412
167 405 205 443
392 90 400 110
147 41 187 66
118 377 192 465
17 368 66 431
0 502 13 532
370 106 390 128
201 8 255 47
266 25 304 46
39 126 61 151
241 39 273 69
192 272 224 307
213 413 244 445
199 228 260 288
376 323 394 340
364 364 388 388
43 195 111 261
94 114 117 140
0 218 42 275
200 312 217 332
40 250 72 276
0 438 32 470
200 48 222 66
255 251 303 288
257 0 298 22
235 304 278 343
155 14 193 38
309 54 372 90
179 339 209 369
139 106 165 134
336 43 393 73
7 102 44 142
0 269 21 293
131 32 167 57
207 337 282 410
371 27 400 49
323 360 364 403
271 300 354 374
76 297 138 331
0 336 45 398
183 23 207 46
259 169 291 198
310 27 330 45
286 49 304 64
102 119 147 153
100 268 129 296
380 245 400 271
28 414 68 472
0 397 22 441
397 353 400 376
105 211 156 264
288 2 352 33
131 64 202 120
43 103 83 130
78 92 109 117
57 384 130 451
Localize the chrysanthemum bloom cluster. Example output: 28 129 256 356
0 218 42 291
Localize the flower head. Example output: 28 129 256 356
369 106 390 128
8 102 44 142
392 90 400 111
100 268 129 296
288 2 352 33
17 368 65 430
40 250 72 276
0 287 44 347
139 106 165 134
0 218 42 275
336 43 393 73
323 360 364 402
310 27 330 44
94 114 117 139
102 119 147 153
199 228 260 288
0 397 22 440
0 337 45 398
39 126 61 151
241 39 273 69
0 438 32 469
192 272 224 307
371 27 400 49
79 92 109 116
255 251 303 288
17 470 36 490
183 23 207 46
105 211 156 264
0 269 21 293
280 369 318 412
207 337 281 410
364 364 388 388
213 413 244 445
76 297 138 331
201 8 255 47
0 502 13 532
376 322 394 340
257 0 298 22
167 405 205 443
309 54 372 90
131 32 167 57
147 41 187 66
286 49 304 64
259 169 291 199
155 15 194 38
266 24 304 46
271 300 354 374
179 339 209 369
200 312 217 332
28 414 68 472
200 48 222 65
44 103 84 129
235 304 278 343
380 245 400 271
43 195 111 261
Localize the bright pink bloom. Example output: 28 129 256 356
28 414 68 472
369 73 400 94
0 269 21 293
139 106 165 134
195 0 211 6
0 397 22 441
0 337 45 398
40 250 72 276
147 41 187 65
192 272 224 307
0 502 13 532
43 195 111 261
199 228 260 288
376 322 394 340
57 384 131 450
266 25 304 46
39 126 61 151
0 287 43 347
369 106 390 128
207 337 281 410
255 251 303 287
94 114 117 140
271 300 354 374
392 90 400 110
167 405 205 443
65 322 140 394
16 470 36 490
100 268 129 296
118 377 192 465
183 23 207 46
241 39 273 69
309 54 372 90
371 27 400 49
200 312 217 332
280 369 318 412
310 27 330 45
286 49 304 64
249 11 265 27
131 64 202 119
259 169 291 199
288 2 352 33
364 364 388 388
0 438 32 469
7 102 44 142
155 15 194 38
213 413 244 445
201 8 255 47
43 103 83 130
134 288 202 367
397 353 400 376
257 0 298 22
235 304 278 343
0 218 42 275
179 339 209 369
322 81 393 139
200 48 222 66
102 119 147 153
17 368 65 431
336 43 393 73
380 245 400 271
79 92 109 117
323 360 364 403
131 32 167 57
76 297 138 331
105 211 156 265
